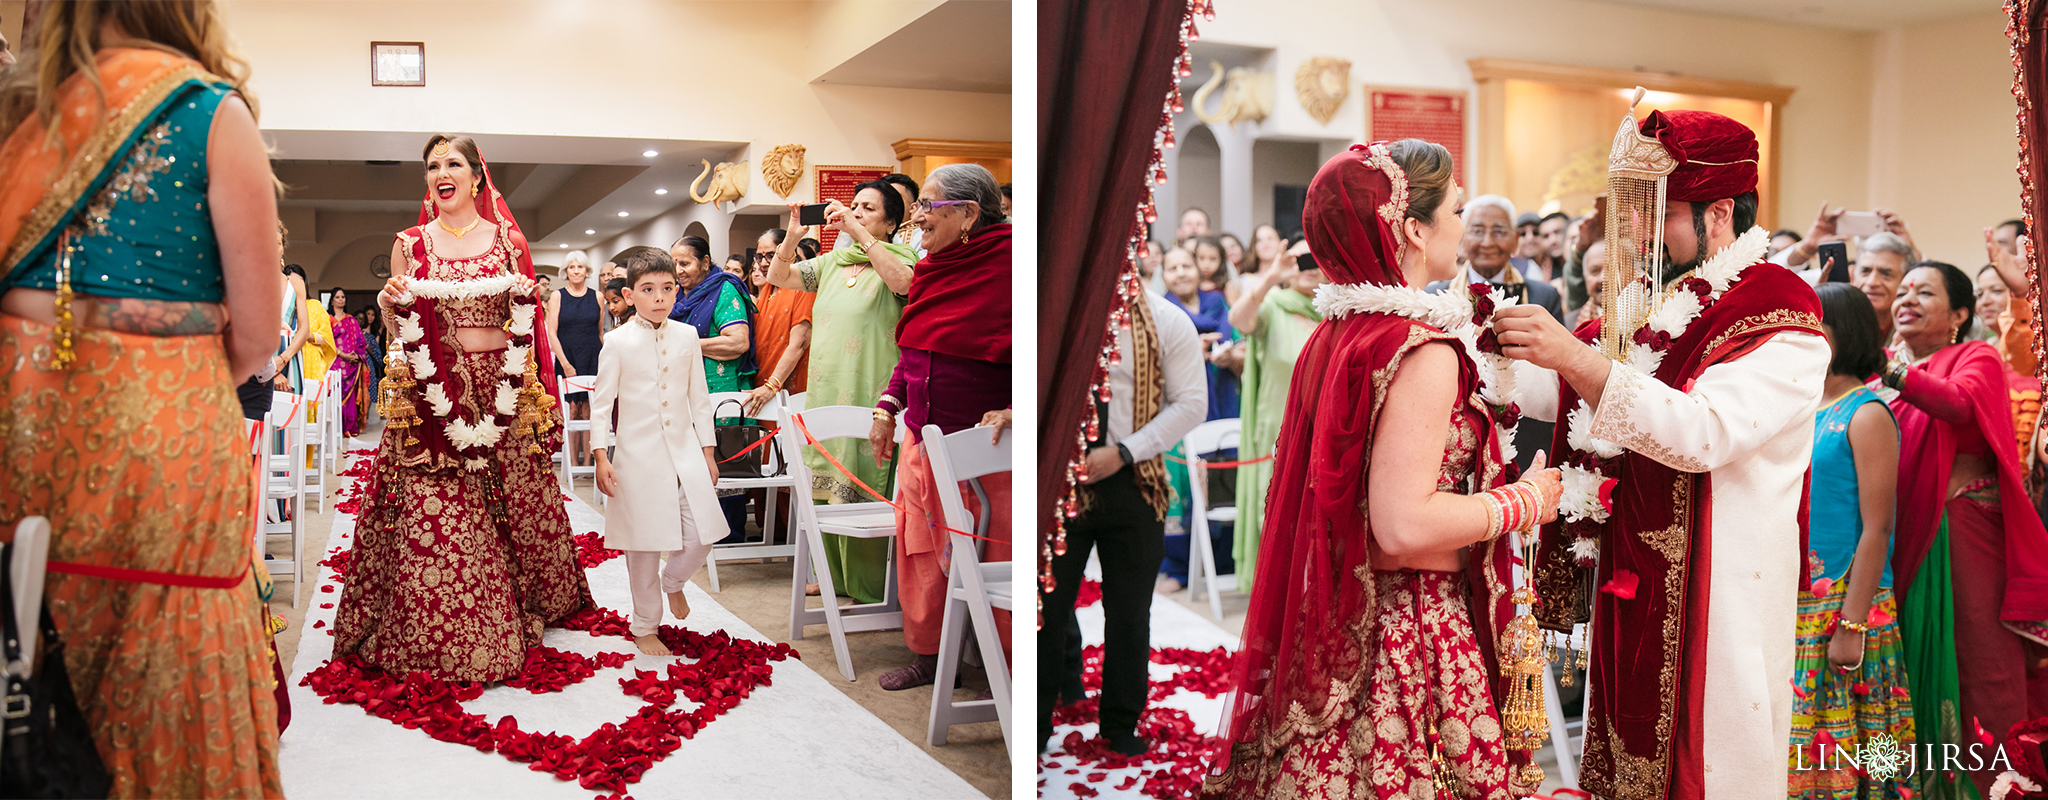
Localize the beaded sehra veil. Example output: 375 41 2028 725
1598 87 1681 361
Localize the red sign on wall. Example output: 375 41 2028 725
814 165 896 250
1365 87 1468 189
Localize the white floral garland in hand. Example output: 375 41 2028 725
390 272 537 452
1554 225 1771 564
1312 280 1525 476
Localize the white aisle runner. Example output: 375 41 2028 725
1036 567 1241 800
280 465 978 799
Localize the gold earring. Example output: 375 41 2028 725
471 185 480 197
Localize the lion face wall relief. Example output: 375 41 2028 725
763 144 806 198
1296 56 1352 126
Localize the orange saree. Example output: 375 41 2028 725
0 49 281 798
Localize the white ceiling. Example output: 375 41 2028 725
815 0 1011 93
1588 0 1995 30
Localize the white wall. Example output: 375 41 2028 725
219 0 1011 208
1872 9 2020 268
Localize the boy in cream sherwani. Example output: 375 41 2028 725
591 246 729 656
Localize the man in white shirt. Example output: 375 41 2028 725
1037 290 1207 757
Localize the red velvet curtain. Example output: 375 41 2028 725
1036 0 1187 544
2015 0 2048 381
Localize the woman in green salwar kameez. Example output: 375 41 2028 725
1224 244 1322 592
766 181 918 604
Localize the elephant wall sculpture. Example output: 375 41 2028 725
690 159 749 205
1193 60 1273 126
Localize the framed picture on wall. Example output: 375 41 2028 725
1363 85 1468 191
814 165 896 250
371 42 425 87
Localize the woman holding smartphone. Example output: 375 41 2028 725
764 182 917 605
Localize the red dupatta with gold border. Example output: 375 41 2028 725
1530 263 1821 800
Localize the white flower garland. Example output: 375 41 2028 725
1314 280 1525 477
1992 771 2043 800
390 273 538 453
407 272 520 302
1554 226 1772 561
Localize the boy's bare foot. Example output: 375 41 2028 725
805 583 821 596
634 633 672 656
668 589 690 620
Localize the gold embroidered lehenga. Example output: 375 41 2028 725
331 151 592 683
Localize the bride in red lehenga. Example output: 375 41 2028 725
334 134 593 682
1199 141 1563 799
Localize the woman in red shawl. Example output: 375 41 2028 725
1200 141 1561 799
873 163 1013 691
1883 260 2048 796
338 134 593 682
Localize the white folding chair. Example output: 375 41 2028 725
6 517 52 676
705 390 802 592
786 391 806 414
323 369 347 475
921 424 1012 748
558 374 598 493
785 405 904 681
1181 418 1241 621
299 376 329 514
263 392 307 606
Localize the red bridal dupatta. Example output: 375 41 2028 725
1203 145 1522 787
384 146 562 469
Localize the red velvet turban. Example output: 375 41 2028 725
1637 109 1759 202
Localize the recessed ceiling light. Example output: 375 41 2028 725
584 229 596 235
617 211 630 217
643 150 659 158
655 188 669 195
560 244 570 248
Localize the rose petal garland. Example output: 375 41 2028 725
1053 0 1217 619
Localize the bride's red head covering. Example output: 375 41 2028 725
1203 140 1527 793
399 134 561 458
1302 142 1414 288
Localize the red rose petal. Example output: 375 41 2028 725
1599 570 1639 600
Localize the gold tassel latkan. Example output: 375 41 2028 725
376 342 421 446
514 344 556 454
49 234 78 370
1499 585 1549 786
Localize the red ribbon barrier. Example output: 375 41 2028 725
789 413 1006 545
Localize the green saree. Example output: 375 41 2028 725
1900 518 1976 800
1232 287 1319 592
797 243 914 604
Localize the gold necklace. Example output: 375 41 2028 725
437 216 482 239
844 264 866 288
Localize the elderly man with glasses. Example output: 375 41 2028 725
1425 194 1564 473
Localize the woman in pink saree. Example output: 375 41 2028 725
327 287 371 437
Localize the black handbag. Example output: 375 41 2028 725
712 399 784 480
0 543 111 799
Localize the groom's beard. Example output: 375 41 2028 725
1659 206 1712 284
